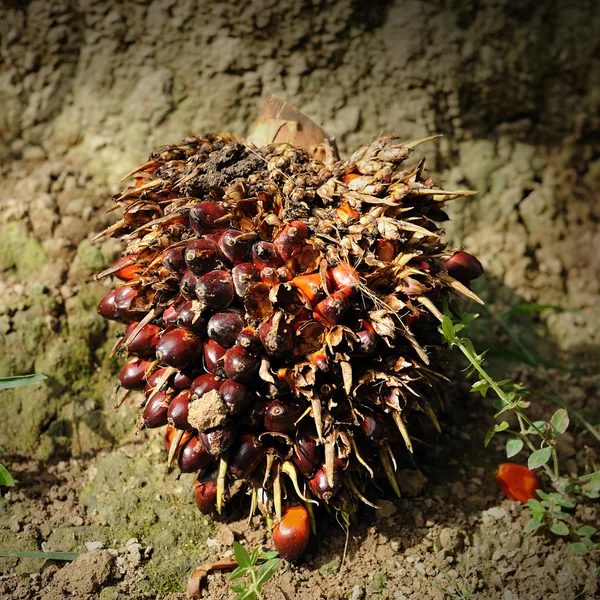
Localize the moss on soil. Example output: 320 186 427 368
0 222 49 279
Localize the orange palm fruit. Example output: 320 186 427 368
272 505 311 562
495 462 541 504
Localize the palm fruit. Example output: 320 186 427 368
95 102 484 561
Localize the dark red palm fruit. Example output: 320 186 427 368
190 373 223 399
184 239 220 276
113 254 140 281
179 435 214 473
114 286 140 322
207 311 244 348
229 434 265 480
359 412 390 446
260 267 279 286
258 314 294 357
252 241 283 270
313 291 349 327
308 463 343 501
189 201 227 234
231 263 261 299
235 327 261 354
167 390 193 430
329 263 360 298
161 246 187 274
162 305 180 327
118 359 151 390
172 367 203 391
415 259 431 273
276 266 293 282
291 273 327 305
156 328 203 368
354 320 379 355
123 322 161 356
204 339 226 376
272 505 311 562
223 345 260 384
195 270 234 309
243 398 270 430
264 399 303 433
144 367 169 394
274 221 309 261
199 421 238 455
290 308 311 332
443 251 484 281
180 269 199 300
98 288 120 321
218 229 254 265
293 427 322 477
219 379 254 414
176 300 207 336
309 350 329 372
193 472 218 514
142 391 170 428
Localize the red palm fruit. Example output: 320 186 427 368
293 428 322 477
291 273 327 305
204 339 226 376
264 399 303 433
232 263 260 298
195 270 234 309
235 327 261 354
415 259 431 273
243 398 270 430
220 379 254 414
189 201 227 233
190 373 222 399
113 254 140 281
272 505 311 562
229 434 265 479
172 367 202 391
258 314 294 357
260 267 279 286
118 359 151 390
336 200 360 225
354 320 378 355
184 239 220 276
276 266 293 282
199 421 238 455
162 305 180 327
207 311 244 347
290 308 311 332
161 246 187 274
376 240 396 262
218 229 254 264
179 435 214 473
123 322 161 356
167 390 193 430
156 328 203 368
224 345 260 384
252 241 283 270
142 391 170 428
180 269 199 300
164 424 176 452
329 263 359 298
308 463 343 501
97 288 120 321
274 221 309 261
314 291 349 327
114 286 140 322
495 463 541 504
444 251 484 281
176 300 207 336
144 368 169 394
360 412 389 446
193 473 218 514
341 172 361 184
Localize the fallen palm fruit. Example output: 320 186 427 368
495 462 542 503
95 100 484 561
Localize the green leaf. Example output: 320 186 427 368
527 499 546 521
524 518 542 533
461 312 479 325
589 473 600 493
0 463 15 487
255 558 280 586
441 315 455 344
580 537 594 549
494 421 509 432
524 420 547 435
229 565 247 580
528 447 552 470
550 409 569 435
550 521 570 536
570 542 588 555
554 496 575 509
577 526 596 537
0 374 46 390
484 426 495 447
260 551 279 560
0 551 79 561
536 489 550 501
249 546 259 566
470 380 490 397
230 582 247 593
506 438 524 458
233 542 251 569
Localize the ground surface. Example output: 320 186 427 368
0 0 599 598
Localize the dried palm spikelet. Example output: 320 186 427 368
95 97 484 559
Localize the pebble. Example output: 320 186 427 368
350 584 363 600
85 541 104 551
8 515 21 532
375 500 397 519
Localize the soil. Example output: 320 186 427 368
1 1 599 599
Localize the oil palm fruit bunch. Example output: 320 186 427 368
95 98 483 561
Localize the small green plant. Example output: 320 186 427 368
0 374 46 486
439 300 600 555
229 542 280 600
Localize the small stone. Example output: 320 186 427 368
485 507 507 520
397 469 428 497
375 500 397 519
125 538 139 546
390 539 401 552
350 584 364 600
216 524 235 546
53 550 114 595
439 527 465 553
86 541 104 551
8 515 21 532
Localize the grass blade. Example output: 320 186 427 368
0 551 79 561
0 374 47 390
